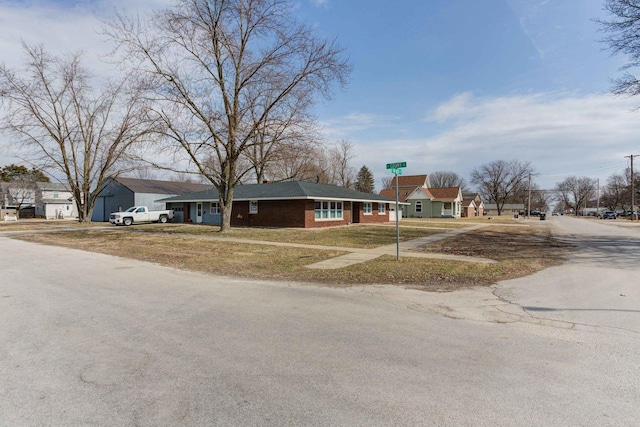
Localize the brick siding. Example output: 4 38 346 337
230 199 390 228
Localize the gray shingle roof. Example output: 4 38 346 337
158 181 395 203
35 182 70 191
113 177 212 195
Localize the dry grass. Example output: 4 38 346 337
136 223 445 249
0 219 105 232
11 221 574 291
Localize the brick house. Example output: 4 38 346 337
159 181 395 228
461 193 485 217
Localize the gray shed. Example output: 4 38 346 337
91 177 212 222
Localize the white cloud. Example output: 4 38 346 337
0 0 170 70
319 112 402 138
350 92 640 191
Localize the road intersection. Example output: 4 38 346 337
1 216 638 426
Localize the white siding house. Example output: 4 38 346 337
35 182 77 219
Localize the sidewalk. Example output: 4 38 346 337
305 224 496 269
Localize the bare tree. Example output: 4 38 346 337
106 0 350 231
470 159 534 215
0 164 48 214
597 0 640 96
326 140 355 188
264 140 323 182
528 184 552 213
600 168 640 211
380 176 393 190
429 171 468 191
554 176 597 215
0 44 158 222
243 88 321 183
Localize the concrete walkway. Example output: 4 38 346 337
306 223 496 269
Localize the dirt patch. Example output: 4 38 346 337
415 224 573 268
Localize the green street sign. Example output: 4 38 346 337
386 162 407 170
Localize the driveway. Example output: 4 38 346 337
0 217 639 426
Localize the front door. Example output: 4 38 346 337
196 202 203 223
183 203 191 223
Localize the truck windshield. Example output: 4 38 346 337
125 207 137 212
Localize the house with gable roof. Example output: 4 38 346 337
386 174 430 200
461 192 485 217
380 174 463 218
405 186 463 218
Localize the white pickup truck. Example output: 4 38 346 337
109 206 174 226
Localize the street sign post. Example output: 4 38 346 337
388 161 406 261
386 162 407 170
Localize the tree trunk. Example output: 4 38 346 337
219 185 235 233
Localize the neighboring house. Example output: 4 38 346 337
404 186 463 218
460 199 476 218
92 177 212 222
461 193 485 217
484 203 525 216
388 174 431 200
34 182 77 219
383 174 463 218
158 181 395 228
0 181 35 215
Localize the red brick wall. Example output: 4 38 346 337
231 200 307 228
355 202 390 224
230 199 390 228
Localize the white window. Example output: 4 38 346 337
363 202 372 214
210 202 220 214
249 200 258 214
53 192 59 199
378 203 385 214
314 201 343 220
415 201 422 213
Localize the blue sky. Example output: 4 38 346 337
1 0 638 190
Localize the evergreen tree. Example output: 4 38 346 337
355 165 375 193
1 164 49 182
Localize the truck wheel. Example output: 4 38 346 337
123 217 133 226
159 215 168 223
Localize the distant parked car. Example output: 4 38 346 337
601 211 617 219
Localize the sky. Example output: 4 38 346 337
0 0 638 191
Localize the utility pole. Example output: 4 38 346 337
596 178 600 217
527 173 531 219
625 155 638 221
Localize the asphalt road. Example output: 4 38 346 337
0 216 638 426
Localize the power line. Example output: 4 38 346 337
539 160 627 179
